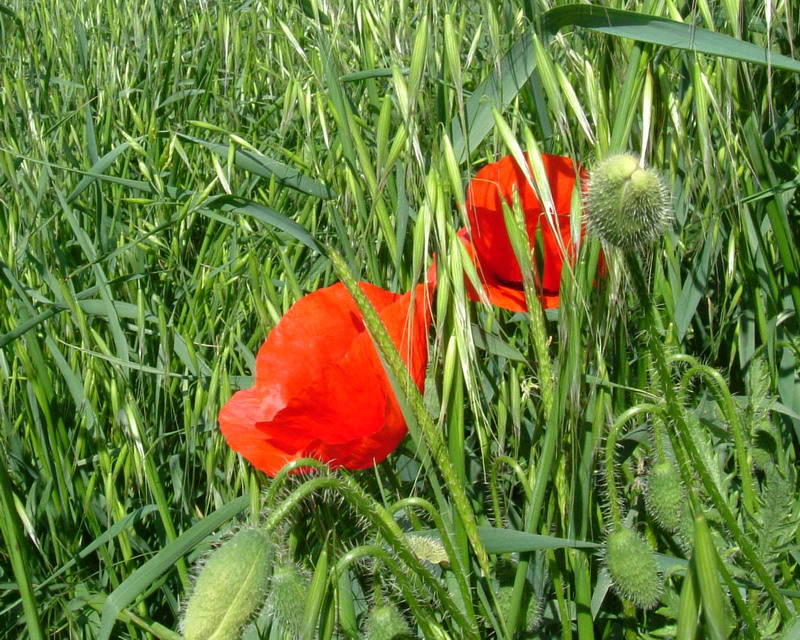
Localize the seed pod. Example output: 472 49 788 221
182 527 273 640
364 604 413 640
646 461 686 533
586 153 672 250
266 562 311 636
605 527 662 609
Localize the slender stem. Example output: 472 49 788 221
0 460 46 640
502 196 555 419
328 248 490 581
500 191 561 634
673 356 756 515
625 253 790 623
263 473 478 639
605 404 660 528
387 497 477 627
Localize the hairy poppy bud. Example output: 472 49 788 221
182 527 273 640
265 562 310 635
645 461 686 533
364 604 413 640
605 527 662 609
586 153 672 250
496 585 542 636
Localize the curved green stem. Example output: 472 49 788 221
334 545 441 637
264 458 328 510
605 404 660 528
672 355 756 515
387 497 476 627
625 254 790 623
262 473 477 639
489 456 533 528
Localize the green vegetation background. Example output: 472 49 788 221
1 0 798 638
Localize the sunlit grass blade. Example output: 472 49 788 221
543 5 800 73
97 497 249 640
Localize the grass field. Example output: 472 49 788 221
1 0 799 638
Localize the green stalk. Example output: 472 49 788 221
674 357 756 515
605 404 661 528
388 496 476 625
625 254 790 623
261 472 477 639
0 460 45 640
328 248 491 579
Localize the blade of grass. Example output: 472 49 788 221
97 496 249 640
543 5 800 73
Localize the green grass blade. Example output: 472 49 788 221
97 496 249 640
178 133 336 199
543 5 800 73
0 460 45 640
692 513 731 640
451 34 538 162
203 195 322 253
476 527 599 553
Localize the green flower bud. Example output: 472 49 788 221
586 153 672 250
265 562 310 636
605 527 662 609
182 527 273 640
364 604 413 640
646 461 686 533
495 584 542 637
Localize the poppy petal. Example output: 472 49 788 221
462 153 593 312
219 282 432 476
218 387 300 476
457 229 559 313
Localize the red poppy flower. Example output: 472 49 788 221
460 153 590 312
219 282 432 476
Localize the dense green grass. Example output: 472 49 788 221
1 0 799 638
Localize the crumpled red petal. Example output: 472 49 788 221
461 153 589 313
456 228 560 313
219 282 432 476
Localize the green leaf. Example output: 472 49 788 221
692 513 731 640
450 34 538 162
340 67 407 82
675 227 715 342
543 5 800 73
97 496 249 640
203 195 322 253
178 133 336 199
470 324 526 363
66 141 133 203
477 526 600 553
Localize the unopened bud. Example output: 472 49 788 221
182 527 273 640
364 604 413 640
605 527 662 609
646 461 686 533
265 562 310 636
586 153 672 250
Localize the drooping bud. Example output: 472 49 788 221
646 461 686 533
265 562 310 636
605 527 662 609
364 604 413 640
182 527 273 640
495 584 542 636
586 153 672 250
